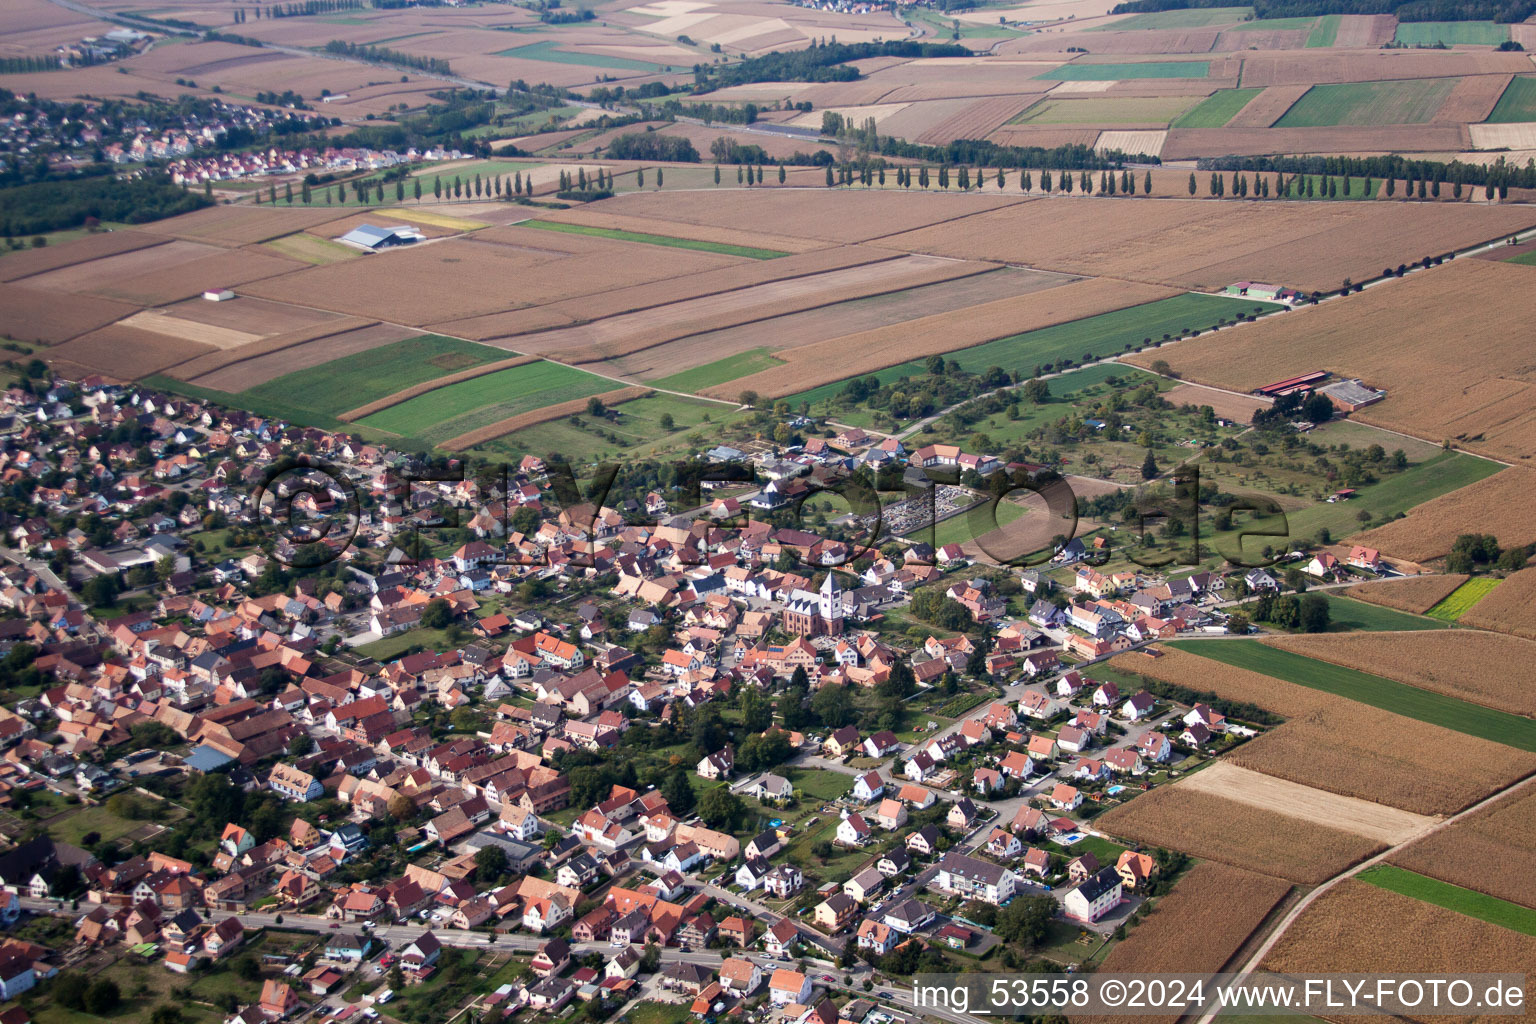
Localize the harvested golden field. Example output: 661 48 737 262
1079 863 1293 1024
142 205 345 247
1265 630 1536 716
1348 574 1469 615
880 198 1536 293
570 189 1032 245
49 324 214 381
705 277 1176 400
164 317 379 384
1179 761 1435 843
1434 74 1513 123
1390 784 1536 909
1160 124 1468 159
1237 48 1531 88
183 322 411 391
1123 261 1536 463
604 265 1069 383
1458 566 1536 640
338 355 539 422
1263 880 1536 1024
1095 786 1384 884
119 310 262 351
0 284 140 345
241 235 741 326
1164 382 1270 422
1225 84 1311 128
1227 706 1536 815
154 295 347 338
1110 646 1335 718
1352 467 1536 563
0 230 167 283
508 255 997 366
1096 862 1293 973
445 385 651 450
430 245 902 341
914 95 1040 144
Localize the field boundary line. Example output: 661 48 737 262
163 318 380 382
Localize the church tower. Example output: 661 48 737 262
819 572 843 633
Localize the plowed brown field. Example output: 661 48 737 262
1123 261 1536 463
1263 629 1536 716
1390 783 1536 909
49 324 214 381
0 284 140 344
1352 467 1536 563
1095 787 1384 883
1263 881 1536 1024
1458 566 1536 640
880 198 1536 293
241 235 741 326
1161 124 1468 159
1237 48 1530 88
0 230 167 283
1225 84 1311 128
1348 574 1468 614
703 276 1176 399
143 204 345 246
1434 74 1513 123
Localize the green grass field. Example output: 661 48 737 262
1309 592 1448 632
1358 864 1536 935
907 7 1025 39
1172 87 1263 128
1169 639 1536 751
1036 60 1211 80
1392 20 1508 45
932 497 1026 549
494 41 668 70
648 347 785 392
1486 75 1536 123
1509 249 1536 266
249 334 508 420
1088 6 1249 29
1426 577 1501 621
521 219 788 259
1274 78 1458 127
1268 450 1500 547
359 359 614 446
1305 13 1341 45
788 294 1276 412
470 392 743 462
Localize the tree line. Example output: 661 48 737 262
231 0 360 22
0 56 64 74
0 172 209 237
606 132 700 161
690 39 972 92
1200 152 1536 193
322 39 452 75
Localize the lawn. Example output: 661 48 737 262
48 801 167 846
1273 78 1458 127
1012 96 1201 126
1486 75 1536 123
358 359 614 446
1358 864 1536 935
495 41 669 71
1171 87 1263 128
786 767 855 802
1425 576 1500 621
1035 60 1211 80
620 1002 694 1024
1169 639 1536 751
1305 13 1341 45
1392 20 1508 45
649 347 786 392
1315 592 1448 632
520 219 788 259
787 294 1273 415
1088 6 1249 29
354 627 456 660
471 392 743 463
1509 248 1536 266
1048 833 1128 863
1202 449 1503 559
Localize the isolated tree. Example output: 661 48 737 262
714 165 721 185
433 175 442 199
779 164 787 184
636 168 644 187
656 168 663 188
1188 171 1197 196
1141 450 1160 480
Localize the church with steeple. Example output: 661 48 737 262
781 572 845 638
